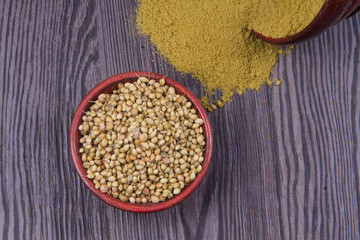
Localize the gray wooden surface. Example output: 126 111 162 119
1 0 360 239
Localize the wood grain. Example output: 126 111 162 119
0 0 359 239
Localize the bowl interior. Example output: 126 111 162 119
69 71 212 213
253 0 356 44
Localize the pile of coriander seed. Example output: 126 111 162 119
78 76 206 204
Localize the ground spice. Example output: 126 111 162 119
135 0 324 110
250 0 325 38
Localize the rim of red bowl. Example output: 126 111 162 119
69 71 213 213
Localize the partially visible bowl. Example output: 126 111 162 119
253 0 360 44
69 71 213 213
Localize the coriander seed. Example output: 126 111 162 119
78 76 206 203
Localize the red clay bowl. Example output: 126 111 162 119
69 71 213 213
253 0 360 45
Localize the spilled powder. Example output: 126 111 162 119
135 0 324 110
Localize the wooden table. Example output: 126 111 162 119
1 1 359 239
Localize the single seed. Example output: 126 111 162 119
190 172 196 181
100 185 108 193
160 178 168 184
177 175 184 182
129 197 136 203
151 196 160 203
126 185 134 194
108 176 116 182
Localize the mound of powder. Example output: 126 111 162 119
136 0 324 109
249 0 325 38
